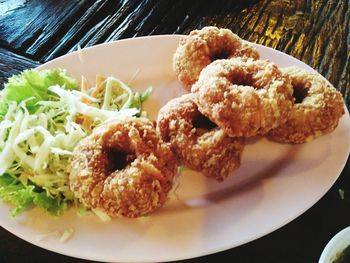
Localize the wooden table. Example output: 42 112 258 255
0 1 349 262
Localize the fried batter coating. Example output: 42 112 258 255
173 26 260 90
268 67 345 143
192 58 294 138
69 117 177 218
157 94 244 181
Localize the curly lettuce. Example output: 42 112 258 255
0 68 77 118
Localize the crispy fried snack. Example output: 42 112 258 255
192 58 294 138
157 94 244 181
173 26 260 90
268 67 345 143
69 117 177 218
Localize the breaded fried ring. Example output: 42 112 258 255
268 67 345 143
192 58 294 138
173 26 260 90
69 117 177 218
157 94 244 181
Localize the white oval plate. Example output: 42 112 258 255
1 35 349 262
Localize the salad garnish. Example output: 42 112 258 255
0 68 151 217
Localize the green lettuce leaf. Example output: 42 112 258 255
0 68 78 117
0 173 67 217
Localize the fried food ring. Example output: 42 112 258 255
173 26 260 90
69 117 177 218
157 94 244 181
191 58 294 138
268 67 345 143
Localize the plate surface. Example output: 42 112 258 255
1 35 349 262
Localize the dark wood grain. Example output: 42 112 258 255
0 0 95 57
0 48 40 86
0 1 349 263
42 0 125 61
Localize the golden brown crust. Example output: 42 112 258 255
157 94 244 181
173 26 260 90
268 67 345 143
192 58 294 138
69 117 177 218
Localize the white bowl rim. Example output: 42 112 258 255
319 226 350 263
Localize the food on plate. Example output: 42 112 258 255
69 117 177 218
0 29 346 221
268 67 345 143
157 94 244 181
77 75 152 119
0 69 149 216
173 26 260 90
191 58 294 138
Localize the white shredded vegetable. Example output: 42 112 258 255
59 227 74 243
36 227 74 243
92 208 111 222
49 85 138 122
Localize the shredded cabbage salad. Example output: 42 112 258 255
0 68 151 217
